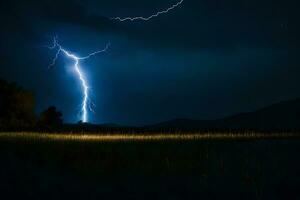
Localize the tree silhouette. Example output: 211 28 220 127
38 106 63 129
0 79 35 129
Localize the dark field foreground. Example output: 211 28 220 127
0 132 299 200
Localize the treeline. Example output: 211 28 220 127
0 79 63 131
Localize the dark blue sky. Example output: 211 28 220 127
0 0 299 125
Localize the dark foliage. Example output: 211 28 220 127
0 79 35 129
38 106 63 129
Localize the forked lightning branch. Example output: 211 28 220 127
48 37 110 123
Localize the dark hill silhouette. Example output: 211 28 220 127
48 98 300 132
146 98 300 131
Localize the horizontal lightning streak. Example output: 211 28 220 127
112 0 183 22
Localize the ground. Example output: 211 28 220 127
0 132 299 199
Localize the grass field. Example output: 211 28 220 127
0 132 299 199
0 131 298 141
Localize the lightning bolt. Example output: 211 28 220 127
48 37 110 123
111 0 183 22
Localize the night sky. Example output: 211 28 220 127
0 0 298 125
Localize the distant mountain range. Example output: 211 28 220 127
63 98 300 132
145 98 300 131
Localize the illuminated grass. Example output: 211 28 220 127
1 131 299 198
0 132 298 142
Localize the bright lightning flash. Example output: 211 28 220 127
112 0 183 22
48 37 110 123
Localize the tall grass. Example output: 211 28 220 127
1 132 300 199
0 131 298 142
